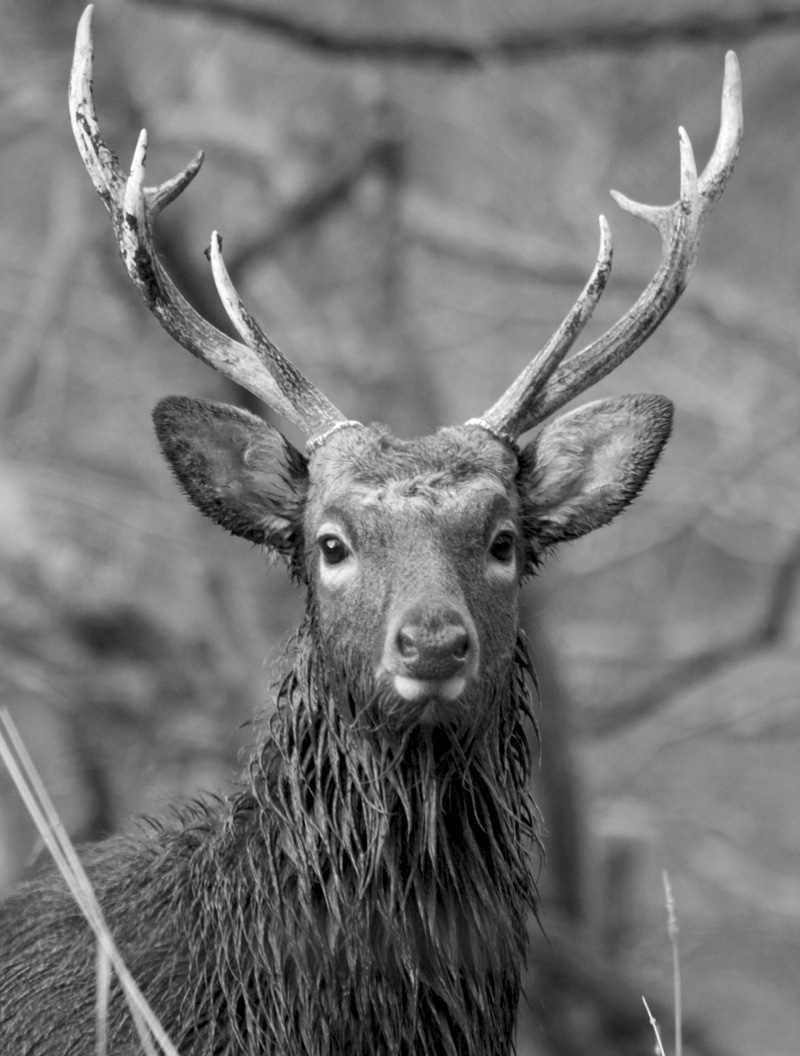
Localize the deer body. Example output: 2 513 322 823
0 423 548 1056
0 670 533 1056
0 8 741 1055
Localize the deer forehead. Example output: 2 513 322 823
305 427 520 543
313 479 517 539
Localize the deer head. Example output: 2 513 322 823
70 6 741 736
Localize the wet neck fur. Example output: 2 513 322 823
233 619 541 1056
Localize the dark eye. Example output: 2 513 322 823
489 531 515 563
318 535 350 566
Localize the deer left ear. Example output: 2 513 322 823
519 393 673 550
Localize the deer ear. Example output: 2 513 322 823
519 393 672 550
153 396 308 560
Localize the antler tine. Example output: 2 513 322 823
472 216 613 440
69 5 349 440
479 52 742 440
698 50 743 209
208 233 358 436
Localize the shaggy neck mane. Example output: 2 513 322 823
215 617 541 1056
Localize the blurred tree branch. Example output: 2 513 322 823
0 169 84 427
133 0 800 64
225 136 397 282
528 919 737 1056
0 88 50 148
587 530 800 738
402 190 800 355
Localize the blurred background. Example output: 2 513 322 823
1 0 799 1053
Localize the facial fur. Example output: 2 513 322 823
302 425 524 734
153 395 672 734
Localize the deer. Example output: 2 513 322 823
0 7 741 1055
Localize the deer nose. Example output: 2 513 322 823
395 613 471 681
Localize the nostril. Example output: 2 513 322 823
451 629 469 662
397 627 418 660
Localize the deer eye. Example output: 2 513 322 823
488 531 515 563
318 535 350 566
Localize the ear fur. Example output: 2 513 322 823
519 393 673 554
153 396 308 565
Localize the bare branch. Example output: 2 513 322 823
528 919 734 1056
224 138 389 281
587 530 800 738
0 169 84 422
132 0 800 65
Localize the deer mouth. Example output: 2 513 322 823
388 673 470 729
391 674 467 704
363 670 470 734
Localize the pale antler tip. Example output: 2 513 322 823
148 150 207 216
724 50 741 83
208 230 224 270
609 187 667 236
123 129 149 218
72 6 94 92
721 51 743 134
695 49 742 207
208 232 246 337
127 129 148 202
78 4 94 36
677 125 695 158
73 6 94 73
209 230 227 273
596 215 613 266
134 128 148 159
678 126 698 194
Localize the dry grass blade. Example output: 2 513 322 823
642 873 684 1056
642 996 667 1056
96 937 111 1056
663 871 682 1056
0 709 181 1056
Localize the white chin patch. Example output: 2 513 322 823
393 674 466 703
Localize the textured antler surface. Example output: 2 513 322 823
478 51 742 439
69 4 349 439
467 217 612 441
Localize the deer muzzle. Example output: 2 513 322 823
380 602 479 704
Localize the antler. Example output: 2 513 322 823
474 51 742 440
69 4 350 440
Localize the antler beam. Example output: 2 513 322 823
69 4 349 440
478 51 742 439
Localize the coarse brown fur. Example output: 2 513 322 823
0 619 539 1056
0 394 672 1055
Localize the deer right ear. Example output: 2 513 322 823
153 396 308 561
518 393 673 553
